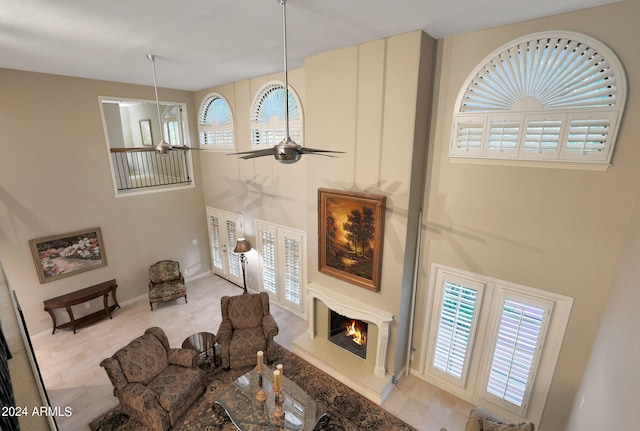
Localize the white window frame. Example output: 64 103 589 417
425 270 486 389
255 220 305 316
450 31 627 170
205 207 244 286
197 93 235 150
420 264 573 425
250 81 303 147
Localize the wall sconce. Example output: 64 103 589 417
234 238 252 294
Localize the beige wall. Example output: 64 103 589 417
1 2 638 429
196 30 434 375
416 1 640 430
0 69 210 335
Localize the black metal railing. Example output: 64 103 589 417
110 148 192 192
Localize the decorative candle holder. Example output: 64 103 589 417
273 391 284 418
255 368 266 402
276 364 285 403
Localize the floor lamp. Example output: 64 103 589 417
234 238 252 294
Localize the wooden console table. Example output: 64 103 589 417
43 279 119 334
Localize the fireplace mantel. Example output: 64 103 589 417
293 283 395 403
304 283 394 377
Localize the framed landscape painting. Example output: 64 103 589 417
318 188 386 292
29 227 107 283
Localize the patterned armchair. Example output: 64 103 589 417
100 327 206 431
148 260 187 311
216 292 279 369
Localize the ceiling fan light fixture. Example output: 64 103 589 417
226 0 343 163
146 54 172 154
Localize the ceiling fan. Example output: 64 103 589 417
144 54 195 154
228 0 343 164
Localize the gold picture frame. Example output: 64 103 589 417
318 188 385 292
29 227 107 284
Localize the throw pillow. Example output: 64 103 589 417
482 418 535 431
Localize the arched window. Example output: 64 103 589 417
450 32 626 168
250 81 303 146
198 93 234 148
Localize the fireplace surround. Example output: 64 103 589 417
293 283 394 404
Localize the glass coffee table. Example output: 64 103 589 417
216 366 326 431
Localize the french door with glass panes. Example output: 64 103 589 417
205 207 243 286
255 220 304 314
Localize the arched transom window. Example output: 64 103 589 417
250 81 303 146
198 93 234 148
450 31 626 167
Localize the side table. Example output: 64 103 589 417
182 332 217 368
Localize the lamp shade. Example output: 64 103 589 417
234 238 252 254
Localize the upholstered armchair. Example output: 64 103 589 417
148 260 187 310
100 327 206 431
216 292 279 369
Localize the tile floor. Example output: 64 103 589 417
30 273 471 431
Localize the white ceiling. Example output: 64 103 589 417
0 0 619 91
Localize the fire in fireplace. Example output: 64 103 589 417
329 310 368 359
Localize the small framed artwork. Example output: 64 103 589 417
29 227 108 284
318 188 386 292
139 119 153 146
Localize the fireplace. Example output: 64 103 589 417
293 283 394 404
329 310 368 359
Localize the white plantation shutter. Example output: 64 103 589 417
259 227 277 295
283 234 302 306
198 94 234 148
256 220 305 313
208 214 224 272
434 283 477 378
429 273 485 387
484 293 551 414
451 32 626 166
250 82 303 147
452 118 485 156
205 207 244 286
487 119 520 156
523 117 563 158
566 119 608 152
226 220 240 278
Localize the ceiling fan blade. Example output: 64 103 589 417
298 147 345 154
226 148 277 159
241 152 277 160
299 151 339 158
227 149 275 156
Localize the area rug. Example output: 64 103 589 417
90 343 416 431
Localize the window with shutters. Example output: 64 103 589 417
427 272 485 388
163 105 184 146
421 265 573 424
198 93 235 149
450 31 626 169
484 294 551 414
250 81 303 147
205 207 244 287
256 220 305 314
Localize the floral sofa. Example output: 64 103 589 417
100 327 206 431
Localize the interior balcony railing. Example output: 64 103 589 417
110 148 192 192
